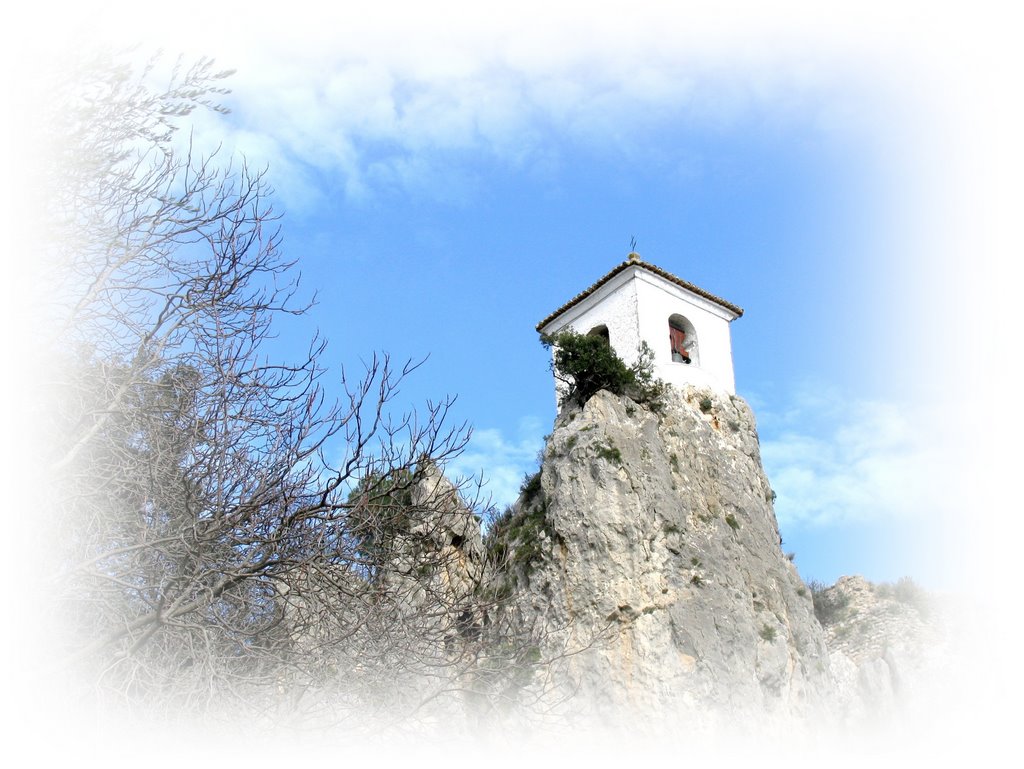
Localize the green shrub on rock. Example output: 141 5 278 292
541 330 665 409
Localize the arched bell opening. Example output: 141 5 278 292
668 314 698 366
587 324 611 345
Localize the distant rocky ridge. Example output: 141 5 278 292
814 574 950 726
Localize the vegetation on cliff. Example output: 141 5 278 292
540 329 665 409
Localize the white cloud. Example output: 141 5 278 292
759 387 960 528
448 416 546 512
46 2 885 210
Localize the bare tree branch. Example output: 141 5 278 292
40 49 568 730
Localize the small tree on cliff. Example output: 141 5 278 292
541 330 664 408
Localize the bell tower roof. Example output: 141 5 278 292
536 254 743 333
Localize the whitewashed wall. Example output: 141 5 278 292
634 270 737 395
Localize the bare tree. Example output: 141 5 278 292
37 50 532 727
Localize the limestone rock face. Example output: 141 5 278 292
496 386 835 725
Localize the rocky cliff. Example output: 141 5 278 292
487 385 837 728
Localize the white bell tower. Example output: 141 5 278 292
536 253 743 396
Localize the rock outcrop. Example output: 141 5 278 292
489 385 836 728
361 388 951 734
309 387 951 734
815 575 949 726
396 459 487 609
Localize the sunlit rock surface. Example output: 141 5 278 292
490 386 836 728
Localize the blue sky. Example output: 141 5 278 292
16 2 1022 591
203 39 928 587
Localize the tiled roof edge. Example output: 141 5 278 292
536 258 743 332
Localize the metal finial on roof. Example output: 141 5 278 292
627 251 640 263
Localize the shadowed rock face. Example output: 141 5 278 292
493 386 837 726
407 460 486 595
